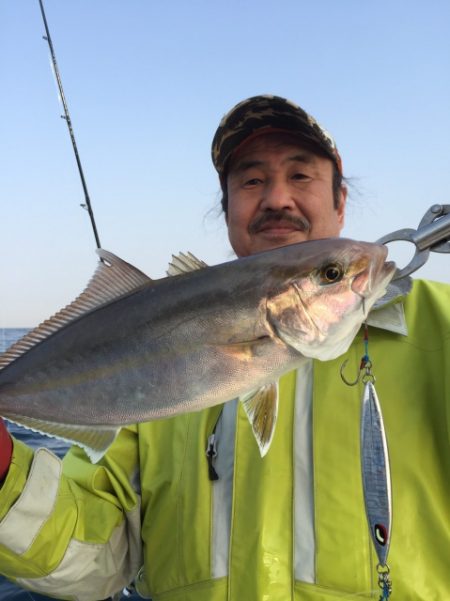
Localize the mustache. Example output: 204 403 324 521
248 210 311 234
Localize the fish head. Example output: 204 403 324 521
266 239 396 361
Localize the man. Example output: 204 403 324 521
0 95 448 601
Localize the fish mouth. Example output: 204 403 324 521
352 257 397 315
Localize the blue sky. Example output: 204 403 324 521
1 0 449 327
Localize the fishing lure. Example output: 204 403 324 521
341 325 392 600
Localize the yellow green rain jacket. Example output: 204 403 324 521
0 279 449 601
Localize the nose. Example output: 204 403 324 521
259 180 296 211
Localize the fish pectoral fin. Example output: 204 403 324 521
240 383 278 457
2 413 119 464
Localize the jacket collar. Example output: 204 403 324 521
366 278 411 336
366 301 408 336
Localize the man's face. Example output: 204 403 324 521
226 133 346 257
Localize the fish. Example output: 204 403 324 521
0 238 395 462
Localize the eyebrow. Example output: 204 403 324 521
231 159 264 174
231 153 314 174
288 153 314 164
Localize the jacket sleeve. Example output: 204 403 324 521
0 426 142 601
0 418 13 480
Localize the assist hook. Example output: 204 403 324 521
340 358 376 387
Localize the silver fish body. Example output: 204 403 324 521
361 381 392 566
0 238 395 461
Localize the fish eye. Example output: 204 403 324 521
319 263 344 284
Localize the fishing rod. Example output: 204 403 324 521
38 0 102 250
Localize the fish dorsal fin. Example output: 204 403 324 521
0 249 151 372
166 251 208 276
240 382 279 457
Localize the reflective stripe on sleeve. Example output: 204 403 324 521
0 447 61 555
16 502 142 601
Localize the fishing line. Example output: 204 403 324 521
38 0 102 250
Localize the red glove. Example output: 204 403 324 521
0 418 13 481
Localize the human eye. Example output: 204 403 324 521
291 171 309 182
243 177 263 187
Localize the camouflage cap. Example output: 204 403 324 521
211 94 342 179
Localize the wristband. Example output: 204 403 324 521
0 418 13 481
